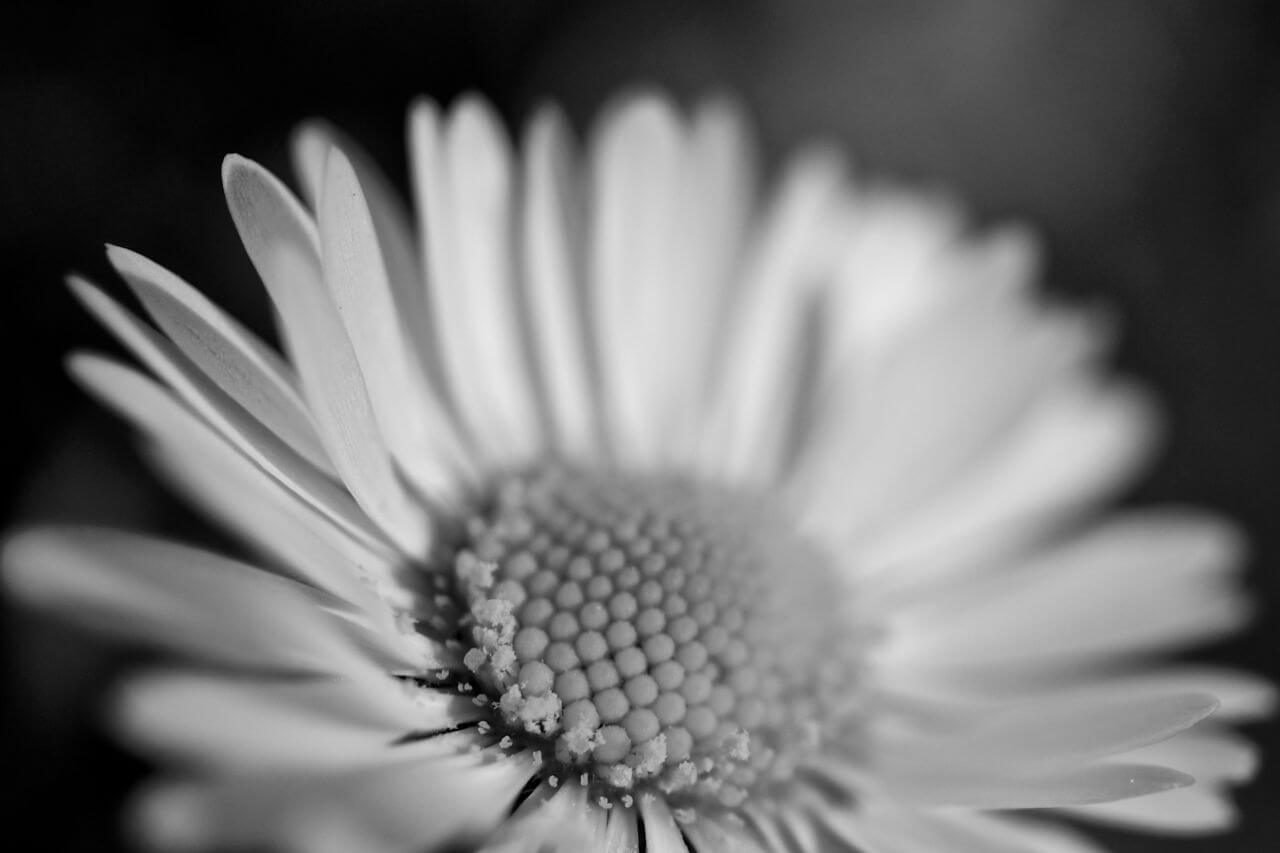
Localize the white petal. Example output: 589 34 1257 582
681 813 769 852
877 690 1219 774
4 526 363 674
637 793 690 852
67 353 389 554
132 750 534 853
700 148 847 486
1090 668 1276 723
222 154 430 556
656 98 756 468
67 281 354 521
603 806 642 853
480 782 603 852
409 97 541 465
143 437 392 608
739 808 793 853
100 246 334 474
882 511 1248 670
825 806 1105 853
293 121 427 354
586 92 689 467
850 378 1159 600
1061 783 1237 835
884 761 1193 809
318 144 472 501
521 105 602 459
114 669 471 771
799 295 1109 549
1121 727 1259 784
823 189 971 367
145 439 444 674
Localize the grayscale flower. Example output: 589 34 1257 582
6 92 1271 852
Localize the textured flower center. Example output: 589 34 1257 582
443 464 862 811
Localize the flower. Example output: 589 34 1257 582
5 91 1271 852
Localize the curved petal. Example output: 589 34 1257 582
223 154 430 556
317 144 472 500
883 762 1193 809
67 353 391 554
586 92 689 467
4 526 364 674
131 749 535 853
881 511 1249 671
822 805 1106 853
113 669 476 771
700 148 847 487
479 781 604 852
1060 784 1237 835
848 379 1159 601
408 97 542 466
101 247 334 474
638 793 691 852
875 690 1219 775
520 105 602 460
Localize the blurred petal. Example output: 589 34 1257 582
882 511 1248 670
114 669 476 770
5 526 363 674
409 97 541 465
520 105 601 460
132 750 535 853
1061 784 1238 835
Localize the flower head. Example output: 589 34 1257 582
6 92 1271 852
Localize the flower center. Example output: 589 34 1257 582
441 464 863 811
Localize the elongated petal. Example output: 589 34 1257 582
587 93 688 467
480 782 603 852
68 353 390 553
887 762 1193 809
701 149 847 486
680 813 769 852
602 807 642 853
856 809 1107 853
637 793 691 853
1090 668 1276 723
293 120 426 343
5 527 363 674
144 438 390 608
802 297 1107 548
132 750 535 853
102 246 334 474
849 379 1158 601
1061 784 1237 835
223 154 430 556
318 144 470 500
67 280 350 511
654 98 755 468
883 511 1248 669
114 669 472 770
409 98 541 465
521 106 601 459
878 691 1219 775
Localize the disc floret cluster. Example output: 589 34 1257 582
435 464 863 814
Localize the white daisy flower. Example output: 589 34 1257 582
5 91 1271 852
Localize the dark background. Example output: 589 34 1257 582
3 1 1279 850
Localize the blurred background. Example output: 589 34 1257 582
3 0 1278 849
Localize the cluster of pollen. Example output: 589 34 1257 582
444 464 863 811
